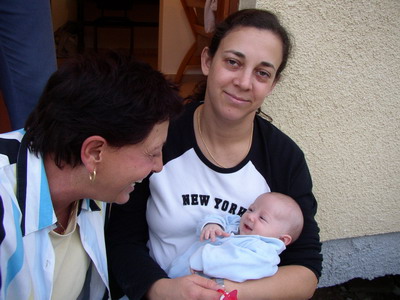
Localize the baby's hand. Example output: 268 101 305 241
200 223 230 242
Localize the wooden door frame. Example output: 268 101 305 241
216 0 239 23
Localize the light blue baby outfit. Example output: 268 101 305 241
167 214 285 282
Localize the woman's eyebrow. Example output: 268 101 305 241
224 50 276 70
260 61 276 70
225 49 245 58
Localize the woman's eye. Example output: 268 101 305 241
149 152 160 159
257 69 271 78
147 153 156 159
226 58 239 68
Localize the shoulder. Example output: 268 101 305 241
163 102 200 163
168 101 198 136
251 116 314 194
0 130 24 167
252 116 307 176
0 132 24 222
254 116 303 156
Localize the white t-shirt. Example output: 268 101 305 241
147 148 270 270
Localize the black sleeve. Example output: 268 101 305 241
277 155 322 279
105 177 168 299
262 123 322 279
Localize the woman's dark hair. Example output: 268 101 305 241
24 51 183 168
189 9 292 113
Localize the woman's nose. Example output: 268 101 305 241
233 69 252 90
152 155 164 173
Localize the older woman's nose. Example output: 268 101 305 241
152 155 164 173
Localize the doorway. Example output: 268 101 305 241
53 0 160 69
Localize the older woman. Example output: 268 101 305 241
0 52 182 300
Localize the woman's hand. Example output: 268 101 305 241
147 275 223 300
224 265 318 300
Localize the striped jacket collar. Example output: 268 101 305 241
1 131 100 236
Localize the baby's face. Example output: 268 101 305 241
239 195 286 238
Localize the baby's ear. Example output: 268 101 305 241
279 234 292 246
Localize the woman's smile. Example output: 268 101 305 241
224 90 250 104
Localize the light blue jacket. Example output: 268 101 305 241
0 130 110 300
167 214 285 282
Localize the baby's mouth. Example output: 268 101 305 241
244 224 252 231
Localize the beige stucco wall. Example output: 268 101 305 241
254 0 400 241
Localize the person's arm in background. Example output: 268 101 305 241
106 178 222 300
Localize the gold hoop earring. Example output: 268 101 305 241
89 169 97 182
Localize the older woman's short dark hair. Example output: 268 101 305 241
24 51 183 168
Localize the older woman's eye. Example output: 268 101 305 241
146 152 155 160
149 151 162 159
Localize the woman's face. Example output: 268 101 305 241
202 27 283 121
95 121 169 204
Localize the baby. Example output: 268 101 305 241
167 192 304 282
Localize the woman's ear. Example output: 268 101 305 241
279 234 292 246
201 47 212 76
81 136 106 171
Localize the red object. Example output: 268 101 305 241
217 289 238 300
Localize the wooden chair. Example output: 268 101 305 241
175 0 232 83
174 0 210 84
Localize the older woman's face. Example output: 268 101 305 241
96 121 169 204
